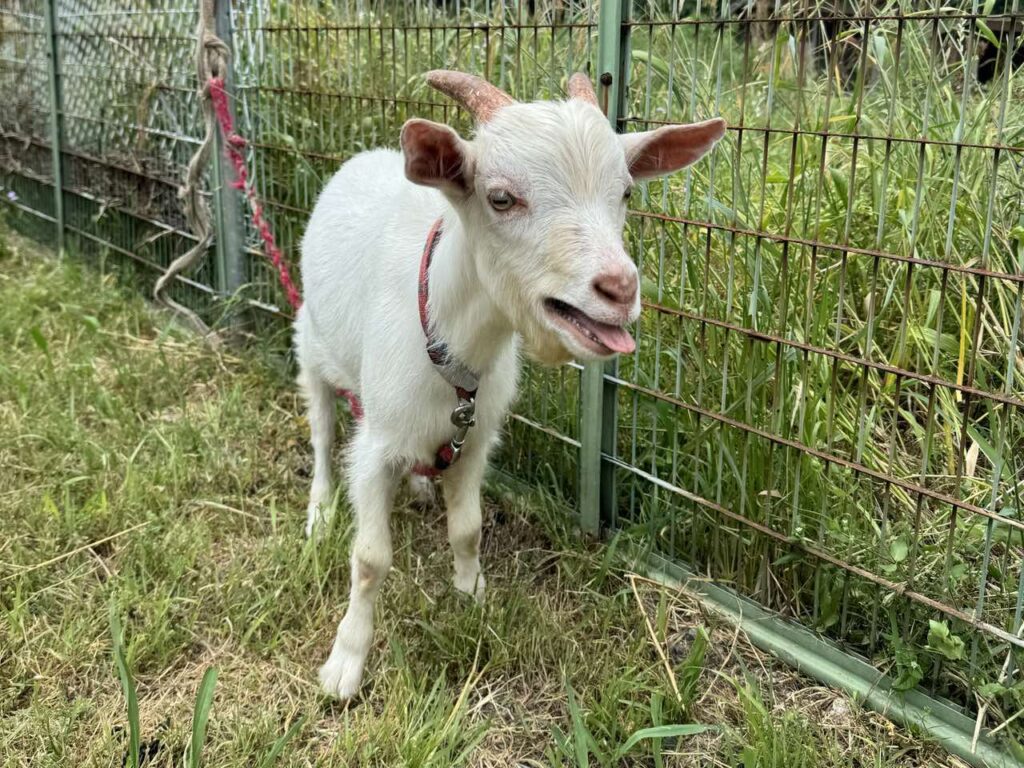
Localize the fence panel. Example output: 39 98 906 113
616 0 1024 740
0 0 57 242
56 0 219 309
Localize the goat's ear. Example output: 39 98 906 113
620 118 726 180
400 119 472 195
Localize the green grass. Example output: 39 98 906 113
0 232 976 766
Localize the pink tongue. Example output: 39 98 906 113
588 320 636 354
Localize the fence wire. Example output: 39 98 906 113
230 0 595 498
1 0 1023 754
617 0 1024 724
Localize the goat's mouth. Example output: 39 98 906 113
543 298 636 357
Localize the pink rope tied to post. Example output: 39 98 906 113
207 77 363 421
154 0 232 336
208 75 364 422
165 3 372 455
207 76 302 313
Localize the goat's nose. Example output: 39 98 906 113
593 266 638 306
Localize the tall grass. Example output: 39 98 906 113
616 3 1024 730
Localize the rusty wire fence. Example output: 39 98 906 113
2 0 1023 761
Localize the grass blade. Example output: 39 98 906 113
257 715 306 768
187 667 219 768
615 724 713 758
108 604 140 768
678 626 710 713
564 680 591 768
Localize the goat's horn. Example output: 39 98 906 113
567 72 599 107
425 70 515 123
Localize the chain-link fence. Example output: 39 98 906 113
2 0 1023 762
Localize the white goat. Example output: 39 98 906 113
295 71 725 700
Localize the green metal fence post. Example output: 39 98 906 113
211 0 246 299
580 0 632 535
42 0 64 252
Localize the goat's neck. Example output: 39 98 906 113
425 214 514 376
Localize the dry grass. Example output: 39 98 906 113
0 228 972 766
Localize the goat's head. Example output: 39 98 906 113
400 70 726 365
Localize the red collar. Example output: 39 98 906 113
415 218 479 474
418 218 480 401
417 218 444 342
336 219 479 477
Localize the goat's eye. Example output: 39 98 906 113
623 186 634 202
487 190 516 212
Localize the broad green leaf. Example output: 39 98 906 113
927 620 965 661
630 48 671 82
967 425 1009 483
975 19 1000 49
890 538 909 564
978 682 1008 698
893 643 923 692
29 326 47 353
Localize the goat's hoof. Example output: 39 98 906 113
455 572 486 604
305 501 332 538
318 651 365 700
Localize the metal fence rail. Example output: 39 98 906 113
1 0 1023 761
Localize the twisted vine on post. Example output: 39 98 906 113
153 0 229 335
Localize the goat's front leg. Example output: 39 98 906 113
318 432 399 700
441 448 488 602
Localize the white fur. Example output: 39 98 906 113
296 92 723 699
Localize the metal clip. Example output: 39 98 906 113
451 397 476 429
448 397 476 461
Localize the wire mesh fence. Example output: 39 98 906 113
229 0 595 500
618 0 1024 719
1 0 1023 758
1 0 57 242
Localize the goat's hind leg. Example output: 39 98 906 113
299 368 336 537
